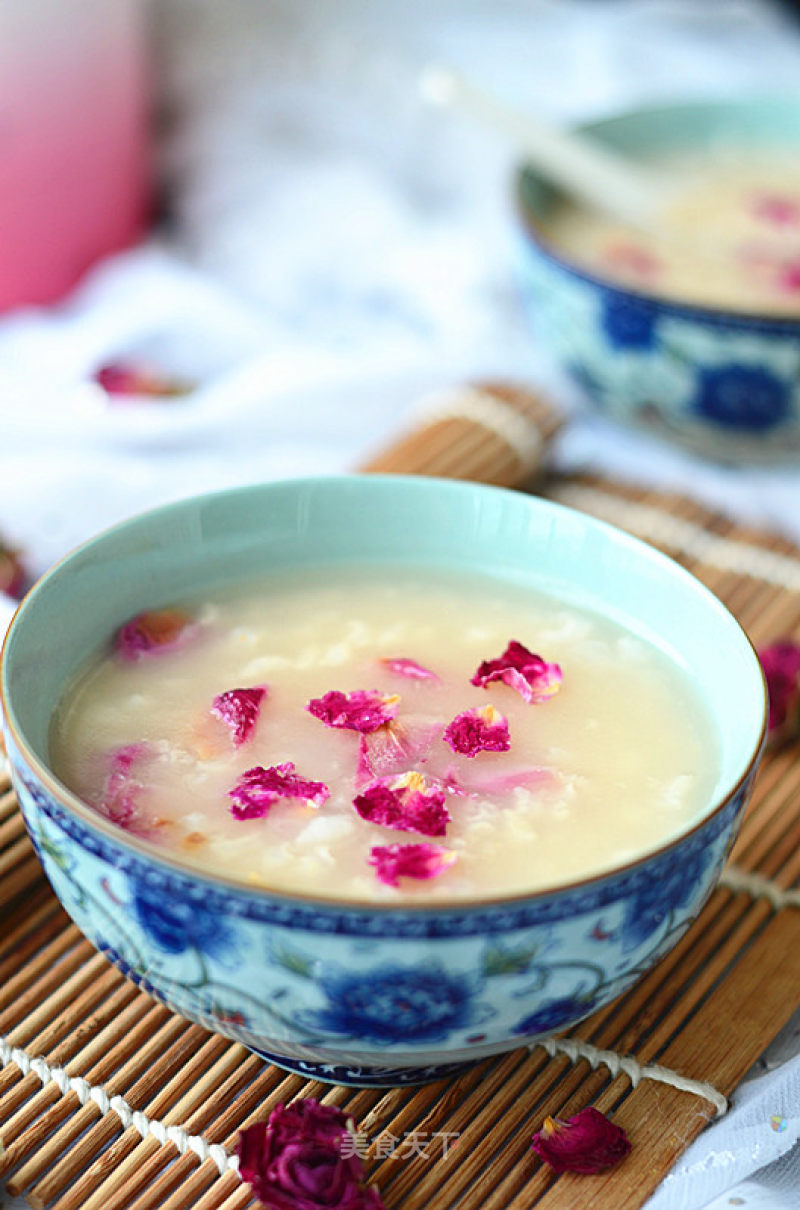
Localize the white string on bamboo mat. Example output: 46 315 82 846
532 1037 728 1116
720 865 800 910
0 1025 729 1181
416 386 544 473
0 1037 239 1176
554 484 800 591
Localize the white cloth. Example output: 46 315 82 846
2 2 800 1207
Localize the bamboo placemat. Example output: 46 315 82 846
3 393 800 1210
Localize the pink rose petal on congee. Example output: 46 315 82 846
211 686 267 747
229 763 330 820
97 743 157 835
471 640 562 703
115 609 194 661
368 843 457 887
306 689 400 734
465 765 556 796
749 193 800 228
443 705 510 758
602 240 661 282
379 657 440 682
779 260 800 294
354 772 451 837
356 715 442 787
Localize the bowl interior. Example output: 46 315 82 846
520 95 800 230
2 476 765 861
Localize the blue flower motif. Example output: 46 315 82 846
600 292 657 350
693 364 790 431
132 881 234 959
305 965 482 1045
621 845 710 952
512 994 596 1036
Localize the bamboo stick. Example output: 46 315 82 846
0 809 25 848
28 1012 187 1209
123 1053 266 1210
0 966 126 1140
48 1024 215 1210
0 853 45 906
81 1040 247 1210
0 924 84 1014
359 381 563 488
2 986 152 1191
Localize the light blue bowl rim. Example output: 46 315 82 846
0 474 768 913
516 95 800 331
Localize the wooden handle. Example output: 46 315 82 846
358 381 564 487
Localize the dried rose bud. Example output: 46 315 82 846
758 640 800 747
531 1106 631 1175
237 1101 385 1210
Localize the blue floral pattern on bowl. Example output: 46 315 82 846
298 965 487 1044
692 364 791 432
8 740 755 1086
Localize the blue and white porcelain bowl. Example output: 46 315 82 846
516 98 800 462
1 477 766 1086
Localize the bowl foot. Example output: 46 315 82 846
248 1046 478 1087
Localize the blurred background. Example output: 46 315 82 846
3 0 800 592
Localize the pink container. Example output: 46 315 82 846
0 0 150 311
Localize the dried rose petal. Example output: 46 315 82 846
354 772 451 837
369 842 456 887
778 260 800 294
237 1100 385 1210
356 715 442 787
462 764 556 796
0 539 27 599
379 657 440 682
758 640 800 746
211 686 267 747
94 362 191 400
471 640 562 704
750 193 800 228
97 743 157 836
443 705 510 758
229 763 330 820
115 609 194 661
602 240 661 281
531 1107 631 1174
307 689 400 734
